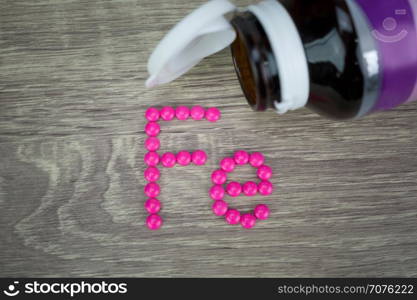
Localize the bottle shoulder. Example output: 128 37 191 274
284 0 374 120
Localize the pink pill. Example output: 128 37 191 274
190 105 205 120
209 185 225 201
240 214 256 229
205 107 221 122
249 152 265 167
211 169 227 185
145 121 160 137
257 165 273 180
254 204 270 220
144 198 161 214
225 209 241 225
220 157 235 172
146 214 163 230
234 150 249 165
145 107 160 122
145 137 160 152
144 182 160 197
144 166 160 182
144 151 160 166
160 106 175 121
226 181 242 197
161 152 176 168
192 150 207 165
175 106 190 120
258 180 273 195
212 200 228 216
176 151 191 166
242 181 258 196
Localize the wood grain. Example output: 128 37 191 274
0 0 416 277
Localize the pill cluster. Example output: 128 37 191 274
210 151 272 229
144 106 221 230
143 106 274 231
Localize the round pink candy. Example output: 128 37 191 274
144 151 160 166
145 137 160 151
234 150 249 165
220 157 235 172
176 151 191 166
225 209 241 225
249 152 265 167
211 169 227 185
161 152 176 168
209 185 225 201
144 198 161 214
160 106 175 121
226 181 242 197
192 150 207 165
145 107 160 122
144 166 160 182
205 107 221 122
146 214 163 230
257 165 273 180
240 214 256 229
175 106 190 120
212 200 228 216
258 180 273 195
190 105 205 120
144 182 160 197
242 181 258 196
145 121 160 137
254 204 270 220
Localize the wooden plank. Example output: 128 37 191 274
0 0 416 277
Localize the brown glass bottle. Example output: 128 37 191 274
230 0 380 120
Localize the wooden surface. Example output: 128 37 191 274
0 0 417 278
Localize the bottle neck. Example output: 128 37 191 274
231 0 310 114
230 11 280 111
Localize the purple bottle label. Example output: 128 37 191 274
355 0 417 111
407 0 417 103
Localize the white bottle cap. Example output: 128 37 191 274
146 0 237 88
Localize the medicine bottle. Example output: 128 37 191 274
146 0 417 120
